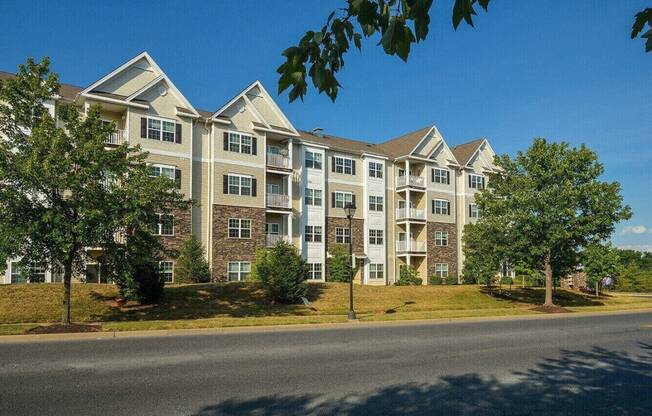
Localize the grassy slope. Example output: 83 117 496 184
0 283 650 334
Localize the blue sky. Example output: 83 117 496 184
1 0 650 250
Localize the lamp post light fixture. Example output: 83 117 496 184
344 202 357 320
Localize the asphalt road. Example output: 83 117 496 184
1 312 651 415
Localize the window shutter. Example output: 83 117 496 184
432 200 435 214
481 177 485 189
351 160 356 175
468 175 472 187
332 192 336 208
140 117 147 138
446 171 450 184
251 178 257 196
175 123 182 144
223 132 229 151
223 175 229 194
175 169 182 189
431 168 435 183
469 204 472 217
332 157 336 172
252 137 257 155
352 194 356 207
446 201 450 215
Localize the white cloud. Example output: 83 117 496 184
621 225 648 235
616 245 652 253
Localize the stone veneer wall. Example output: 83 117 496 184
426 222 458 282
159 206 192 258
326 217 365 254
211 204 266 281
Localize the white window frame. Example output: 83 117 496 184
308 263 323 280
334 191 353 208
227 262 251 282
305 150 322 169
266 223 280 235
304 225 323 243
159 261 174 283
435 263 449 278
149 164 176 180
227 174 253 196
146 116 176 142
368 162 383 179
435 231 448 246
469 174 485 189
334 156 353 175
335 227 351 244
152 213 174 236
228 131 254 155
433 199 450 215
10 261 46 283
228 218 251 239
369 229 384 245
369 195 384 212
369 263 384 280
304 188 322 206
469 203 479 218
432 168 449 184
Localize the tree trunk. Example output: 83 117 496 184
522 275 525 288
62 260 72 325
543 255 554 306
595 281 599 297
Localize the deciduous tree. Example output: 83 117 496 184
583 243 619 296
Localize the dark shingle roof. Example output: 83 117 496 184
377 125 433 158
451 138 485 166
298 130 388 157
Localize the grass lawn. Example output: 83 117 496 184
0 283 650 335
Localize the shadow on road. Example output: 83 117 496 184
193 343 652 416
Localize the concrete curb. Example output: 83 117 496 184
1 307 651 344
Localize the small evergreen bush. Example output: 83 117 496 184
327 244 354 282
174 236 211 283
253 241 309 303
396 265 422 286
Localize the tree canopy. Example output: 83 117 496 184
278 1 650 102
471 138 631 306
0 58 188 323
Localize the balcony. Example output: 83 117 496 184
266 153 291 169
266 234 290 247
105 129 126 146
396 240 426 253
396 175 425 188
396 207 426 221
266 193 290 209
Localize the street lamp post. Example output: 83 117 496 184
345 202 357 320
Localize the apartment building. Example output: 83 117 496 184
0 52 497 285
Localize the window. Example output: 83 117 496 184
267 145 280 155
227 174 253 196
266 223 280 234
469 203 479 218
267 183 281 195
369 264 384 280
334 192 353 208
151 213 174 236
469 174 485 189
149 164 176 180
10 262 46 283
435 263 449 278
369 195 384 212
146 117 176 142
432 168 450 184
369 162 383 179
432 199 450 215
159 261 174 283
308 263 323 280
334 156 354 175
305 150 322 169
228 218 251 238
304 188 322 206
227 131 254 155
336 227 351 244
304 225 322 243
227 262 251 281
435 231 448 246
369 229 384 245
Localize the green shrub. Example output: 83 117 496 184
174 236 211 283
430 276 443 285
253 241 309 303
445 276 458 285
615 270 652 292
327 244 354 282
396 266 422 286
119 260 165 304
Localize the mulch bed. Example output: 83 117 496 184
25 323 103 334
531 305 571 313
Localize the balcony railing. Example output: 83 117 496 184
396 207 426 220
266 193 290 208
105 129 126 146
396 240 426 253
266 234 290 247
396 175 425 188
266 153 291 169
